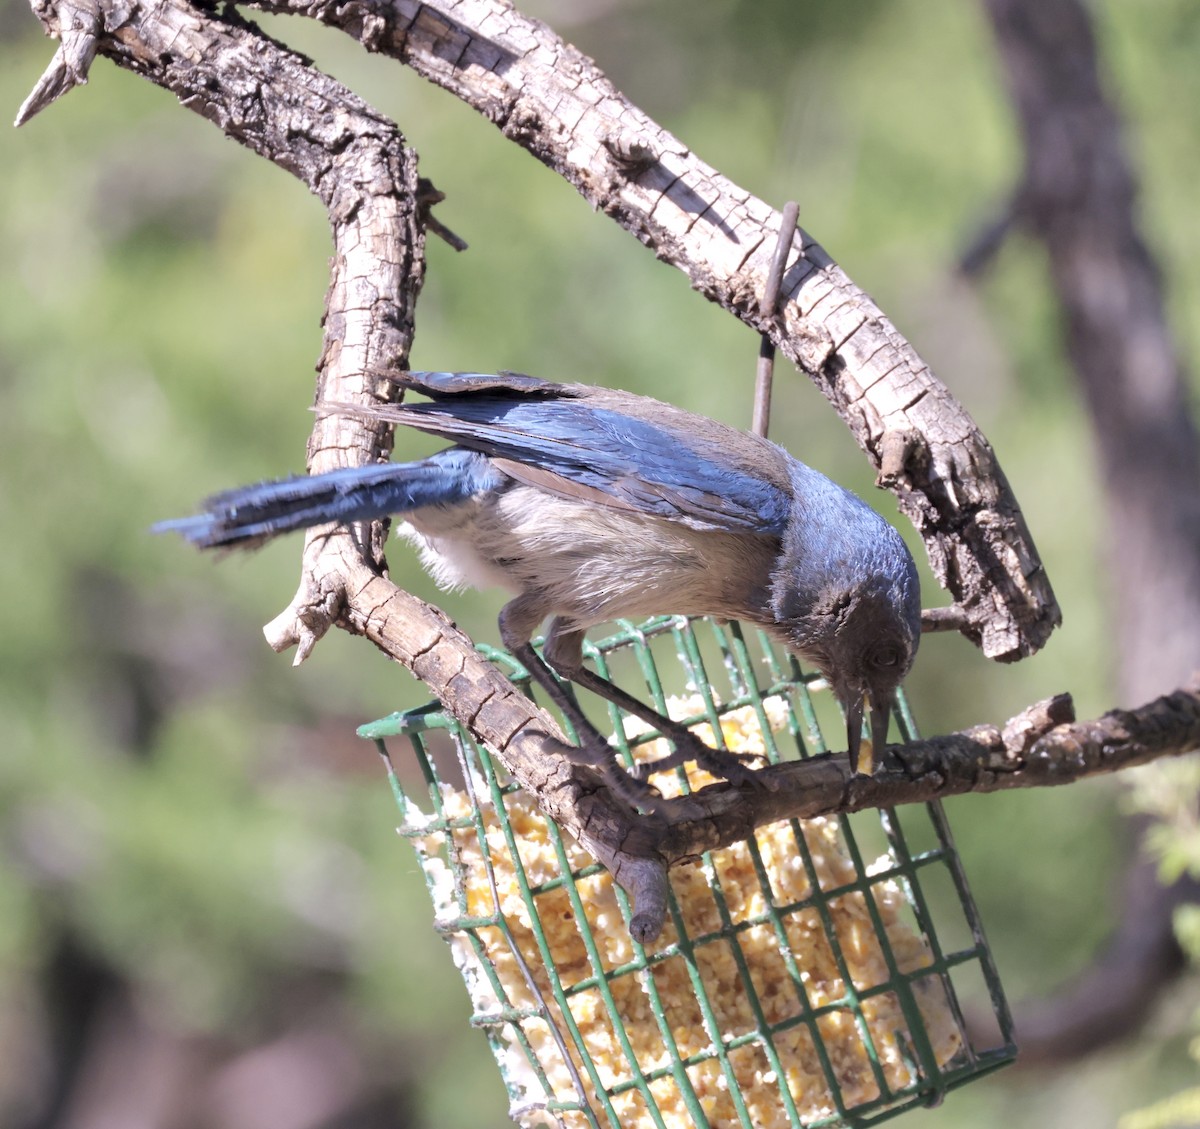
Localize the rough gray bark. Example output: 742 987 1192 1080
660 678 1200 864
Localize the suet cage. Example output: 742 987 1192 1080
361 615 1016 1127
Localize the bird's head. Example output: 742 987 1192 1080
771 477 922 773
790 576 920 772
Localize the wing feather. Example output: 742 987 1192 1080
328 375 793 535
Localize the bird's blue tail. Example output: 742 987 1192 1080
153 448 503 549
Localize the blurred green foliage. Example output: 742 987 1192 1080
1129 761 1200 887
3 0 1199 1125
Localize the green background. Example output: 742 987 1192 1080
3 0 1198 1124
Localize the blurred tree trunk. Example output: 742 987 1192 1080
981 0 1200 704
978 0 1200 1062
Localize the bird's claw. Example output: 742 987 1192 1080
559 736 704 818
633 734 767 791
600 763 705 821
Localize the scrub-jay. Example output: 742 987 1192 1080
156 370 921 806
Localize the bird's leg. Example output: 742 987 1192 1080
542 621 765 790
566 665 765 787
508 641 699 815
498 600 691 815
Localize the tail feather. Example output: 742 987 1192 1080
153 449 502 550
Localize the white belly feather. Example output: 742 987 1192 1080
400 485 776 632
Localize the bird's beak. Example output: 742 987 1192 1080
868 692 892 776
845 692 865 774
845 691 892 776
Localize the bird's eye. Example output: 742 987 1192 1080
870 644 901 669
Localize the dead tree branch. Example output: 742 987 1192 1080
662 677 1200 865
17 0 686 927
16 0 1090 940
1007 833 1199 1066
976 0 1200 706
237 0 1062 662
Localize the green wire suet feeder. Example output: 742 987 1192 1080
361 615 1016 1127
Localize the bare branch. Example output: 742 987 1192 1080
979 0 1200 706
1008 837 1197 1065
322 547 684 938
231 0 1061 662
18 0 683 930
16 0 104 126
19 0 1125 943
920 603 977 634
975 0 1200 1059
660 678 1200 867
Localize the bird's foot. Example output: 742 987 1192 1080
557 737 705 819
603 762 706 821
634 730 766 790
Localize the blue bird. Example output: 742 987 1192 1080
155 370 921 805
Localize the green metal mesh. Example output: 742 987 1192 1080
360 615 1016 1127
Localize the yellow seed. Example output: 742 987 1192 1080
422 696 961 1126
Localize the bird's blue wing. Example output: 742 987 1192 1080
398 370 567 399
351 372 793 535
